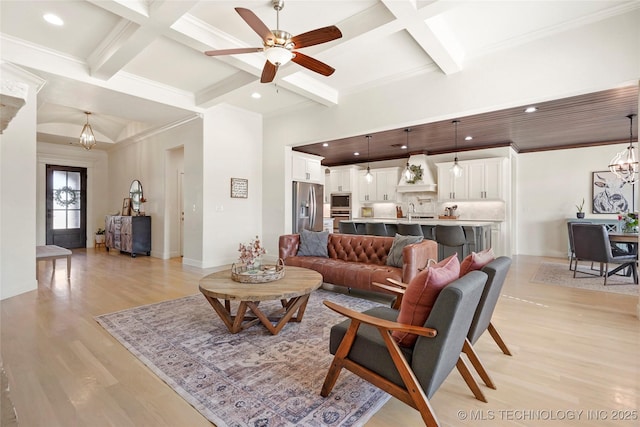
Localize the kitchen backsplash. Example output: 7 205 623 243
365 200 506 221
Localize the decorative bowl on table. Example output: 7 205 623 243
231 258 285 283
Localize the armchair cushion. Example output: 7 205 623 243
296 229 329 257
460 248 495 277
386 234 424 267
393 254 460 347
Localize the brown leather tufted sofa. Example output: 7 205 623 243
278 233 437 293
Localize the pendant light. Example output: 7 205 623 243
365 135 373 183
403 128 413 181
608 114 638 184
79 112 96 150
450 120 463 178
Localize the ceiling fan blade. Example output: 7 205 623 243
205 47 263 57
260 61 278 83
235 7 275 43
291 52 335 76
291 26 342 49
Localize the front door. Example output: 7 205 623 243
46 165 87 248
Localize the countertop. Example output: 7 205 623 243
350 217 500 226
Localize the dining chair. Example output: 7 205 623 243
320 271 488 426
572 224 638 285
567 220 591 271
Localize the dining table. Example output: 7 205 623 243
608 232 638 282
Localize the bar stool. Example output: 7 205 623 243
365 222 388 236
435 225 468 260
355 222 367 235
338 221 358 234
421 225 436 240
396 223 424 237
385 223 398 237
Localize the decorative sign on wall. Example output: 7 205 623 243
230 178 248 198
122 197 132 216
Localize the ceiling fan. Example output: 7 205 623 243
204 0 342 83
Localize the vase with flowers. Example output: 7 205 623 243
617 212 639 233
238 235 266 272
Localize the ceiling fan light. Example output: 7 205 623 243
265 46 292 66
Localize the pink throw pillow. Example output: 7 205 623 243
392 254 460 347
459 248 495 277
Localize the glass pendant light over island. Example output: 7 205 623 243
450 120 463 178
365 135 373 183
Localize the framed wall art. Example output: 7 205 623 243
591 171 635 214
230 178 248 198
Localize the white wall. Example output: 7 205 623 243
36 142 109 247
108 118 201 260
199 104 263 268
517 144 637 257
0 66 42 299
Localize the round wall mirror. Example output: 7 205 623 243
129 180 144 214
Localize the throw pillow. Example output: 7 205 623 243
392 254 460 347
296 229 329 257
459 248 495 277
386 233 424 267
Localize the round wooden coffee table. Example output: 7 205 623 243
198 266 323 335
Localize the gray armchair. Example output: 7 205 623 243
572 223 638 285
320 271 488 426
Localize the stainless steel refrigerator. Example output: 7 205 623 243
292 181 324 233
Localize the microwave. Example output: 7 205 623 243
330 193 351 209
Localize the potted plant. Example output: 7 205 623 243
576 198 585 219
95 228 106 245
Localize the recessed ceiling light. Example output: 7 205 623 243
354 152 360 156
400 145 408 149
251 92 261 99
524 106 538 113
465 136 473 141
43 13 64 26
322 143 329 147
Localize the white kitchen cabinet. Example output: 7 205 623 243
437 158 505 200
357 167 399 202
437 163 468 200
358 170 377 202
292 152 322 183
467 158 505 199
375 168 399 202
329 168 353 193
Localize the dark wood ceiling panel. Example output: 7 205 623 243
294 85 638 166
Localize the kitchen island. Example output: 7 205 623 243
342 218 498 260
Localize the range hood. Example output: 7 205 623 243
396 154 437 193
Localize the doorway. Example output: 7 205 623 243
46 165 87 248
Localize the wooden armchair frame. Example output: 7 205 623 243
320 298 487 427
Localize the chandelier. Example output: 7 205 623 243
608 114 638 184
79 112 96 150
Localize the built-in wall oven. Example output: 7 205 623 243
330 193 352 231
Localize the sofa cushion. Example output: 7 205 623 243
296 229 329 257
386 234 424 267
460 248 495 277
392 254 460 347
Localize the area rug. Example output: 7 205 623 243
531 262 638 295
96 289 390 427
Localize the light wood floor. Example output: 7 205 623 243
1 249 638 426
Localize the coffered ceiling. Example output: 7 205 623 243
1 1 638 155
